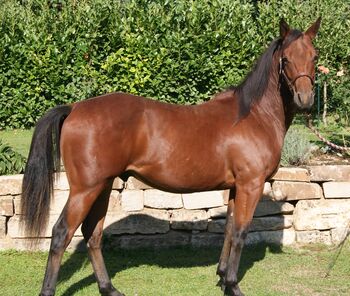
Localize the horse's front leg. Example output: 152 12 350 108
217 189 236 288
224 178 264 296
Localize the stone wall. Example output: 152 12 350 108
0 166 349 250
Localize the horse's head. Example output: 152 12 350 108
279 18 321 110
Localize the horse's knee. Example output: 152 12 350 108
88 231 103 249
233 227 248 243
50 217 69 253
82 221 103 249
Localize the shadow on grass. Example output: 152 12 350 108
58 234 283 295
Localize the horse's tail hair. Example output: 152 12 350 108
21 105 72 238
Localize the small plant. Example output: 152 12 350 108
281 127 313 166
0 139 26 175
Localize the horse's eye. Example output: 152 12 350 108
282 57 289 64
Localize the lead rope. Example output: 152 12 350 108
305 114 350 152
324 219 350 278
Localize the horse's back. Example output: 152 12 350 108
60 92 239 191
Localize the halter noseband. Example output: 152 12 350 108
279 57 315 92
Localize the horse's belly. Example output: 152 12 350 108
126 160 235 193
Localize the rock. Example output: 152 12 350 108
182 191 224 209
271 167 310 182
7 214 81 238
125 177 152 190
53 172 70 190
170 209 208 230
262 182 274 199
0 196 13 216
0 216 6 237
13 190 69 215
208 201 295 218
330 227 349 244
112 177 124 190
120 190 144 212
207 215 293 233
272 181 323 201
295 230 332 245
323 182 350 198
223 190 230 204
0 175 23 195
208 219 225 233
208 206 227 218
50 190 69 214
308 165 350 182
13 197 22 215
191 232 224 247
144 189 183 209
115 231 191 249
104 208 170 235
107 191 122 212
294 199 350 231
246 228 295 245
254 200 295 217
250 215 293 232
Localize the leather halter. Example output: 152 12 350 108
279 57 315 92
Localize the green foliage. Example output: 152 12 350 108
281 127 313 166
0 0 349 128
0 139 26 175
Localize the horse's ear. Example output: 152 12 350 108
280 19 290 39
305 17 321 39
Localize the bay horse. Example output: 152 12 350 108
21 18 321 296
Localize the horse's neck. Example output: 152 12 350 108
254 53 296 141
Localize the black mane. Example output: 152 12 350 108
232 30 303 118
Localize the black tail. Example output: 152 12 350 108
21 105 72 237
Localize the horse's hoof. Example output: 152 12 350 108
100 286 125 296
224 285 245 296
39 289 55 296
216 277 226 291
101 291 125 296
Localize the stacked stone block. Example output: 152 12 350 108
0 165 349 250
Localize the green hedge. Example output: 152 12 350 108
0 0 349 129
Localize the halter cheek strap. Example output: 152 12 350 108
279 57 315 92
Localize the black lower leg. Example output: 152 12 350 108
82 183 124 296
217 191 236 279
40 216 69 296
224 228 248 296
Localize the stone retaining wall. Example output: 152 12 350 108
0 166 349 250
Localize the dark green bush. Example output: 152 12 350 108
0 0 349 129
0 139 26 175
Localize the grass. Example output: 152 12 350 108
0 129 33 157
0 243 349 296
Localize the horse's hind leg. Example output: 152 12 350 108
81 181 124 296
224 179 264 296
40 182 109 296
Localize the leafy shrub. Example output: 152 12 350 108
281 127 313 166
0 0 349 129
0 140 26 175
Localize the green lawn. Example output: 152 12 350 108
0 129 33 157
0 243 349 296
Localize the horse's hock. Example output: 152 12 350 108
1 165 349 250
